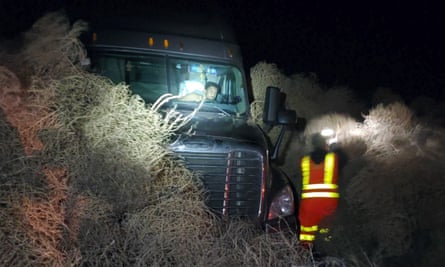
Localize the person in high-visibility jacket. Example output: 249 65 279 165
298 133 340 245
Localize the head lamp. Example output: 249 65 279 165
321 128 334 137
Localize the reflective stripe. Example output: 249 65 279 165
300 234 315 241
303 183 338 190
300 153 338 198
319 228 329 234
301 156 310 185
301 225 318 232
324 153 335 184
301 192 340 199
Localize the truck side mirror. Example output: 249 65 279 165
263 86 296 125
277 110 296 125
263 86 282 125
263 86 300 161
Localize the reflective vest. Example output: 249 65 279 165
300 152 339 199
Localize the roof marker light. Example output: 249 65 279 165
148 37 154 47
92 32 97 42
163 39 169 49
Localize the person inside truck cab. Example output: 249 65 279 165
179 81 220 102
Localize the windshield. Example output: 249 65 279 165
91 53 248 115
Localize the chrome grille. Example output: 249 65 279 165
177 151 263 218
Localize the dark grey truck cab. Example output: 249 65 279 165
84 13 302 231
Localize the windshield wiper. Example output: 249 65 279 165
167 100 234 116
200 104 234 116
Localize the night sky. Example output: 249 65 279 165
1 0 444 101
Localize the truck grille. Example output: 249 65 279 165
176 151 263 219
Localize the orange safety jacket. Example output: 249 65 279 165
298 152 339 243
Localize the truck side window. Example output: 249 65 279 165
218 70 240 104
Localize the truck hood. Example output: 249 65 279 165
171 112 269 149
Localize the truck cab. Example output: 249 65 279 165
83 12 301 231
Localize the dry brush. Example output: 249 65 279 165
0 11 314 267
250 61 445 266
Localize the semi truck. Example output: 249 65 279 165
83 11 303 231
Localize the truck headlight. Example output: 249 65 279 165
267 185 295 220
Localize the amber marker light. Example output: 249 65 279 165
148 37 154 47
163 39 169 49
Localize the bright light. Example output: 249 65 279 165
321 128 334 137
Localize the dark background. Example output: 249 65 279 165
1 0 444 102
